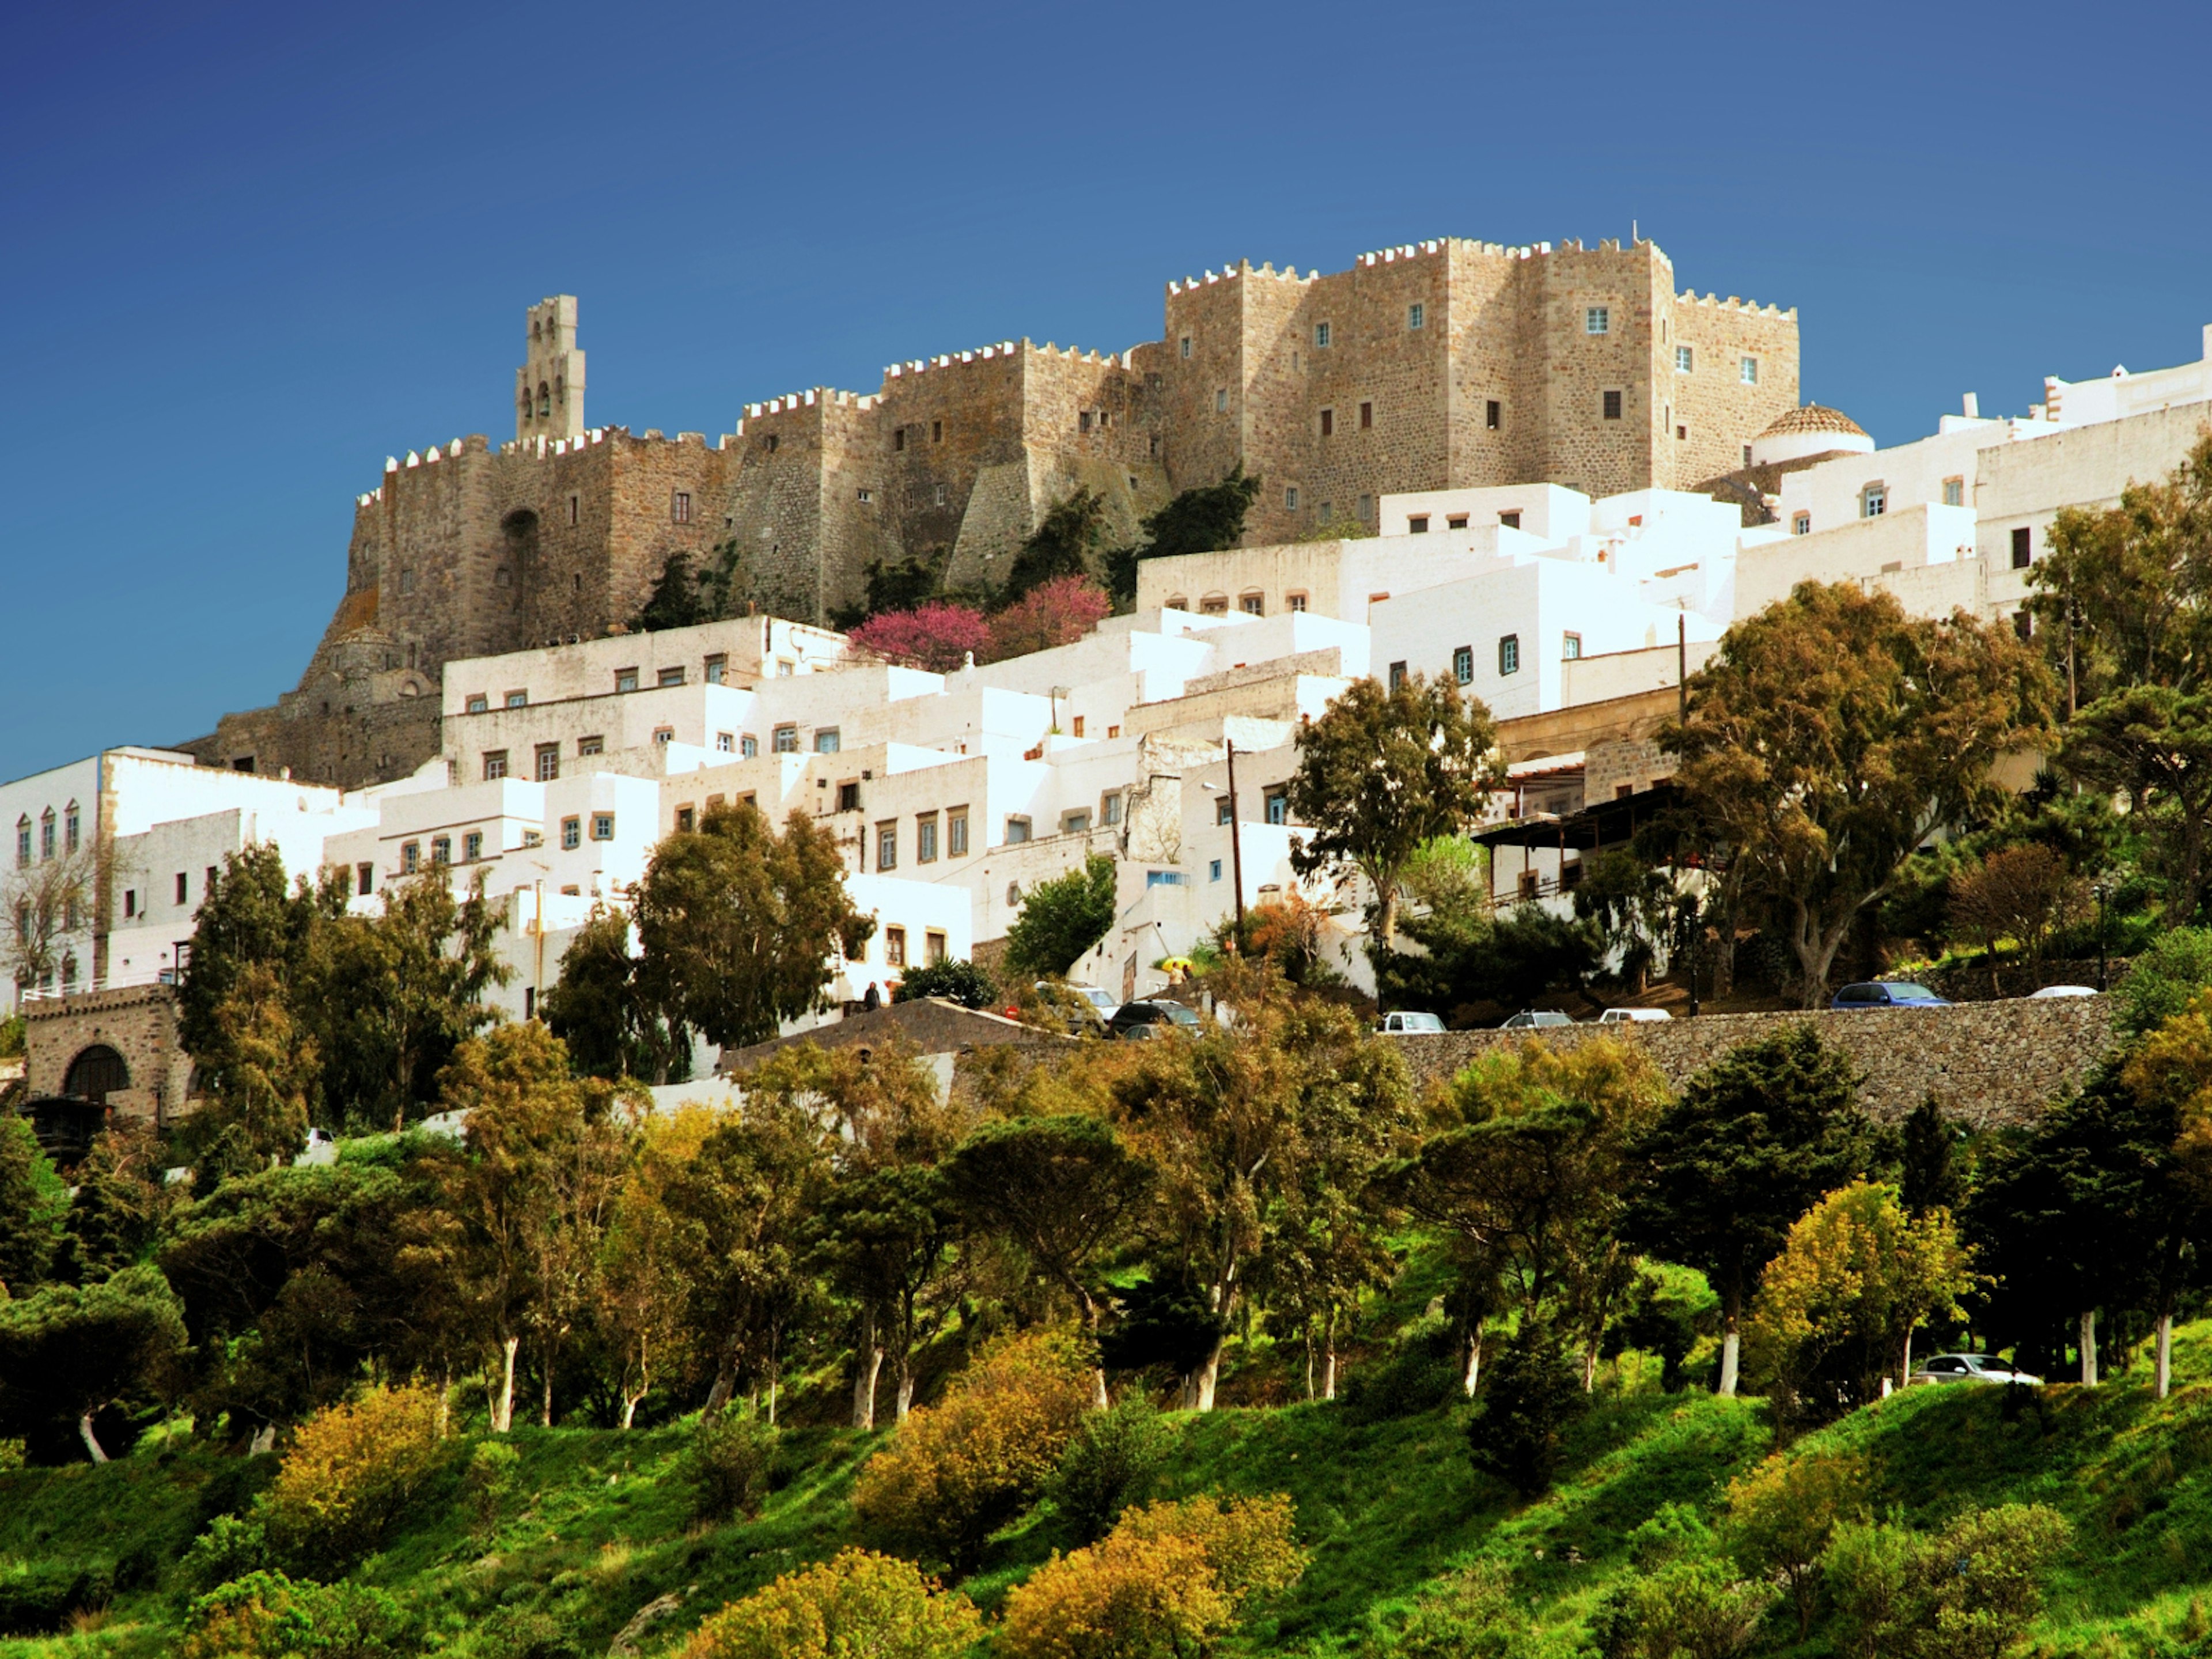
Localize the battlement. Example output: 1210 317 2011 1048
1676 290 1796 320
879 338 1134 380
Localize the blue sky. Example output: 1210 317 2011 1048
3 0 2206 781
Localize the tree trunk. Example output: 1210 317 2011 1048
1189 1331 1226 1412
2157 1310 2173 1400
1302 1334 1316 1403
541 1361 554 1429
851 1316 884 1433
1322 1306 1339 1403
1899 1328 1914 1392
896 1362 916 1423
78 1411 108 1465
1718 1305 1741 1397
1463 1327 1484 1397
1377 883 1399 953
2079 1308 2099 1387
491 1334 519 1433
621 1390 643 1430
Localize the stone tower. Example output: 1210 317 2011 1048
516 296 586 443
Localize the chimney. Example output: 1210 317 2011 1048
1961 392 1979 418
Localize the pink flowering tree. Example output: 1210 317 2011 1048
984 577 1112 664
848 602 993 673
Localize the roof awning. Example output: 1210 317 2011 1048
1472 780 1684 853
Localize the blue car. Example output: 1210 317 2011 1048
1830 982 1950 1010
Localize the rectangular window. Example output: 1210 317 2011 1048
1101 791 1123 825
1407 302 1424 330
705 654 727 684
402 842 420 874
948 809 969 856
672 491 692 524
857 487 872 503
925 930 948 965
568 495 579 525
885 926 907 967
1210 858 1224 881
1287 593 1307 612
1313 321 1331 347
934 484 946 506
1359 401 1373 429
466 694 488 714
1863 486 1887 519
1943 478 1965 507
357 862 373 896
1264 788 1289 825
1675 345 1694 372
1408 515 1430 534
505 690 527 709
1071 715 1086 738
536 744 560 781
1005 816 1031 844
592 813 615 841
1740 356 1759 385
716 731 734 753
1499 510 1521 529
1357 493 1373 520
616 668 639 692
917 815 938 862
1453 645 1473 684
1678 425 1690 441
815 728 841 753
1216 797 1234 826
561 817 581 850
1388 660 1408 690
464 831 483 861
1486 399 1501 429
430 836 450 865
773 726 799 753
1079 411 1092 434
1240 593 1264 615
175 872 188 906
837 782 861 812
1447 514 1468 530
1603 390 1623 420
1498 635 1521 675
932 419 942 443
483 751 509 780
1319 407 1334 437
1793 513 1810 535
578 734 603 756
2014 610 2034 641
124 888 137 918
894 427 906 452
1180 336 1192 358
1586 306 1609 334
653 727 674 747
1563 631 1583 660
1215 388 1228 412
2012 526 2032 569
1285 486 1299 511
741 734 759 758
675 807 695 834
1063 810 1091 835
71 809 86 854
658 666 685 688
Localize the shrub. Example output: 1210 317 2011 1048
681 1549 981 1659
179 1569 411 1659
464 1439 521 1536
0 1438 23 1472
1824 1503 2070 1659
1724 1451 1867 1637
848 602 992 674
998 1494 1305 1659
686 1408 777 1524
853 1325 1094 1570
260 1382 449 1571
179 1514 271 1596
892 957 999 1010
1465 1328 1587 1498
2116 927 2212 1035
1049 1393 1175 1542
1003 855 1119 979
1360 1559 1518 1659
1338 1339 1460 1425
1603 1558 1775 1659
0 1559 113 1637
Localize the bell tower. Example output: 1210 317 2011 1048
516 296 586 442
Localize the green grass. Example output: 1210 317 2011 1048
11 1330 2212 1657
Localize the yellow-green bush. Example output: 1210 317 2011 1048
260 1382 449 1567
851 1325 1092 1569
998 1494 1305 1659
680 1549 980 1659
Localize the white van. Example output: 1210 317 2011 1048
1596 1007 1672 1024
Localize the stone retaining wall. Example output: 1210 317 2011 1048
1389 997 2116 1128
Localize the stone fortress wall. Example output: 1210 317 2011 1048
188 238 1798 789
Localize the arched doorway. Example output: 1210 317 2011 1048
63 1044 128 1103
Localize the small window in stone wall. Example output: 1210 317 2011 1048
1863 486 1887 519
2012 527 2032 568
536 744 560 781
2013 610 2034 642
857 487 873 503
672 491 692 524
1499 510 1521 529
1407 302 1424 330
1453 645 1472 684
741 734 759 758
1359 402 1373 429
1741 356 1759 384
1284 487 1299 510
1498 635 1520 675
1408 515 1430 534
1180 336 1192 358
464 831 483 861
562 817 581 850
484 751 508 781
1388 661 1407 691
568 495 579 525
592 813 615 842
1676 346 1694 372
1287 593 1307 613
706 654 726 684
616 668 638 692
1793 513 1811 535
1486 399 1501 429
402 842 420 874
579 734 604 756
467 695 489 714
764 433 779 452
1586 306 1609 335
1215 388 1228 412
1944 477 1965 507
659 666 685 688
934 484 946 506
1320 407 1334 437
895 427 906 452
1314 321 1331 347
1240 593 1264 615
1603 391 1622 420
1562 631 1582 660
1448 514 1468 529
933 420 942 442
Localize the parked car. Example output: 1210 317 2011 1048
1380 1010 1447 1035
1501 1009 1575 1029
1596 1007 1672 1024
1036 981 1119 1025
1907 1353 2042 1387
2028 984 2099 999
1107 999 1203 1040
1831 982 1950 1010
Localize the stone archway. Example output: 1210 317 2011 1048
63 1043 129 1103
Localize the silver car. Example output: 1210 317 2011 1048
1501 1009 1575 1029
1908 1353 2042 1387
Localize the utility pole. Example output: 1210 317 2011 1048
1225 738 1247 941
1676 611 1688 728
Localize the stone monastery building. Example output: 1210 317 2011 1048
189 235 1797 790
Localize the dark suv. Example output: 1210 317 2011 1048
1107 999 1202 1040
